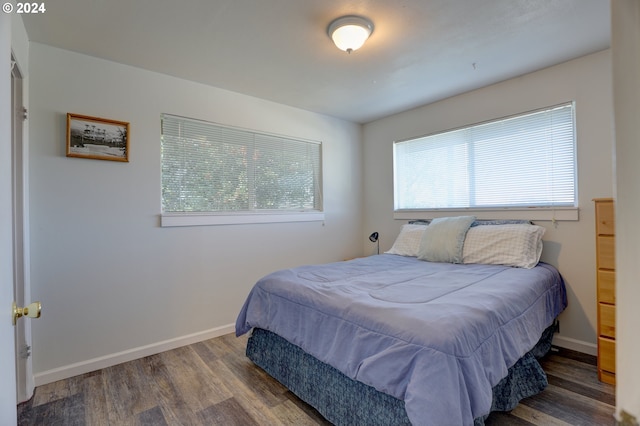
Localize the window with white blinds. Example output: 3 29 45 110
393 103 576 212
161 114 322 222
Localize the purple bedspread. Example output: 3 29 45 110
236 254 567 425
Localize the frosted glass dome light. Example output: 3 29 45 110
328 15 374 54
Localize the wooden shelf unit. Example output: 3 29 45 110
594 198 616 384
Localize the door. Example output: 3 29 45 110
12 54 32 404
1 12 18 425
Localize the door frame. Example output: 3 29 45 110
1 11 18 426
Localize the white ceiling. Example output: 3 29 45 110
21 0 610 124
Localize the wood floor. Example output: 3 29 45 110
18 333 615 426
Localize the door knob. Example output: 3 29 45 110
12 301 41 326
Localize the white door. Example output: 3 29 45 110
12 54 32 405
1 12 18 426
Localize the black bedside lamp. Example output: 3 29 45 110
369 231 379 255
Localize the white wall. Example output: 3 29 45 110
612 0 640 420
362 50 614 354
28 43 363 382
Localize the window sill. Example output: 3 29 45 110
393 207 579 222
160 212 325 227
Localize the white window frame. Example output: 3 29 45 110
393 103 579 222
160 114 324 227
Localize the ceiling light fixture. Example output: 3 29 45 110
327 15 374 54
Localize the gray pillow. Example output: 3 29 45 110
417 216 476 263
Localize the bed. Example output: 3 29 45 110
236 218 567 425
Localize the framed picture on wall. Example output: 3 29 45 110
66 113 130 162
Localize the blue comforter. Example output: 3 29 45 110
236 255 567 425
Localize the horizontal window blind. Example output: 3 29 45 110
161 114 322 213
394 103 576 210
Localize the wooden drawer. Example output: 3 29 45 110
598 337 616 375
600 369 616 385
598 303 616 338
595 201 615 234
596 236 615 270
597 270 616 304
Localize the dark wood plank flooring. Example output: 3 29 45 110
18 334 615 425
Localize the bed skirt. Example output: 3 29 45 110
246 322 557 426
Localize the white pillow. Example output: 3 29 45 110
462 224 545 269
385 224 427 257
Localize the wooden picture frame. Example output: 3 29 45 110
66 113 129 162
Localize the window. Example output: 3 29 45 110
393 103 577 219
161 114 323 226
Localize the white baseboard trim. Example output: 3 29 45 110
34 323 236 387
33 327 598 387
552 335 597 356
